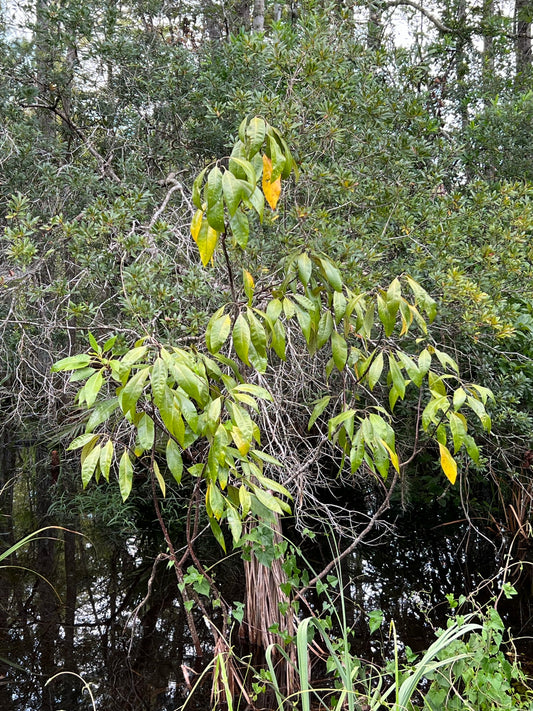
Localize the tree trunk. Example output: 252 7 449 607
253 0 265 31
515 0 532 78
367 1 384 50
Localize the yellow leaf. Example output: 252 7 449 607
438 442 457 484
191 209 204 242
262 154 281 210
197 220 219 266
378 438 400 473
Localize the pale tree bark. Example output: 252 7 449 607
253 0 265 31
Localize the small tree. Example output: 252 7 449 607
52 116 492 699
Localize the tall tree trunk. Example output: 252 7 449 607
253 0 265 31
515 0 532 78
34 0 56 139
367 1 384 50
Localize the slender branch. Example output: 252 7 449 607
384 0 454 34
300 471 399 593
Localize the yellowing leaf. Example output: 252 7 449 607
190 209 203 241
262 154 281 210
438 442 457 484
196 220 219 266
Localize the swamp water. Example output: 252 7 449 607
1 506 531 710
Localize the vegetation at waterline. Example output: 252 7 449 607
2 0 533 708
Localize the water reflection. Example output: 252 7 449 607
1 504 532 709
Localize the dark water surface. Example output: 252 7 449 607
1 506 532 710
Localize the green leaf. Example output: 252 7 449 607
207 165 223 204
222 169 247 217
121 366 150 416
85 398 119 433
206 307 231 354
51 354 92 372
246 186 265 223
171 361 208 406
453 387 467 410
206 197 225 232
119 449 133 501
267 133 286 181
368 352 384 390
369 609 384 635
246 117 266 157
297 253 312 286
308 395 331 430
377 293 396 337
266 298 282 324
319 257 343 292
388 354 406 399
467 396 491 431
209 516 226 552
226 503 243 544
405 275 437 322
166 438 183 484
331 330 348 370
229 209 249 249
295 305 312 345
82 445 101 488
418 349 432 377
235 383 273 401
248 309 267 358
271 319 286 360
449 412 467 453
333 290 347 325
138 413 155 450
82 370 104 408
192 167 207 209
151 357 168 407
317 311 333 349
99 440 114 481
397 351 422 387
228 156 257 191
434 348 459 373
208 482 225 519
68 432 99 451
233 313 250 365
